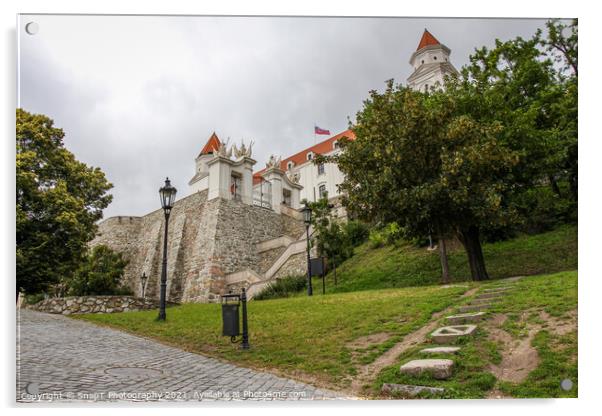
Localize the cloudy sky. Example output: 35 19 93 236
18 15 552 218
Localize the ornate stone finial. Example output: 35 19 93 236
232 139 255 159
215 137 232 159
288 172 300 184
265 154 282 169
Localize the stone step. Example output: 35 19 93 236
382 383 445 397
483 286 511 293
445 311 486 325
399 359 454 380
430 325 477 344
420 346 461 355
457 304 491 313
474 292 505 300
470 297 498 305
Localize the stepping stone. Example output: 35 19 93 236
474 292 505 300
470 297 497 305
445 311 486 325
399 359 454 380
382 383 445 397
483 287 511 293
431 325 477 344
420 346 461 354
458 304 491 313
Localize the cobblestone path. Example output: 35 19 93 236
16 309 349 402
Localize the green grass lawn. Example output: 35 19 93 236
77 270 577 398
77 284 469 390
323 225 577 294
372 271 577 399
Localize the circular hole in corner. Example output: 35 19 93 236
25 22 39 35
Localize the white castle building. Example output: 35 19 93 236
189 29 458 214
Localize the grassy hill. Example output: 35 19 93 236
321 225 577 294
78 271 577 398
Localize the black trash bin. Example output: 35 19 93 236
221 295 240 337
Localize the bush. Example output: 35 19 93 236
344 220 370 247
368 222 404 248
368 230 386 248
67 245 131 296
254 275 307 300
25 293 45 305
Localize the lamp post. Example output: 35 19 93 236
158 177 177 321
301 204 313 296
140 272 148 299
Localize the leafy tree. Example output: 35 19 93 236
323 20 577 282
67 245 130 296
306 197 354 284
16 109 113 294
451 19 577 210
322 83 519 281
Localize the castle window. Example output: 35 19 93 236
318 184 328 199
282 189 292 206
317 163 325 176
333 140 339 149
307 152 314 161
421 60 424 64
425 84 429 92
287 161 294 170
230 173 242 201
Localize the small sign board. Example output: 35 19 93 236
310 257 326 277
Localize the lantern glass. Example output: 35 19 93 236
159 177 177 210
302 205 312 225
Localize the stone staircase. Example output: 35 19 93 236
224 228 312 299
383 278 523 398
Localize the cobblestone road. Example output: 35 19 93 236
16 309 349 403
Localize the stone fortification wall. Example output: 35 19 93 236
91 191 304 303
27 296 157 315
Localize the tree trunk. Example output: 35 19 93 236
332 259 337 286
549 175 562 197
457 225 489 281
438 238 450 284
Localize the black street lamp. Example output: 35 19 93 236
140 272 148 299
158 177 177 321
301 204 313 296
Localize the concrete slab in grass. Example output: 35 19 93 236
445 311 486 325
470 297 498 305
458 304 491 313
420 346 461 354
399 359 454 380
382 383 445 397
483 287 512 293
431 325 477 344
474 292 505 300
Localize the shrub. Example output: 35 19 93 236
344 220 370 247
368 222 404 248
67 245 131 296
253 275 307 300
368 230 386 249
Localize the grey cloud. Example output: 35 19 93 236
18 15 555 218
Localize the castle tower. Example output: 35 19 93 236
189 132 221 193
407 29 459 92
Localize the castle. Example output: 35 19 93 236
91 29 458 303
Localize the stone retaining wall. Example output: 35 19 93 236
27 296 158 315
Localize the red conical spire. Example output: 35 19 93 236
198 132 221 156
416 29 441 51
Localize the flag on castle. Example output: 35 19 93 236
314 125 330 135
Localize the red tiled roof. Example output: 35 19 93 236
416 29 441 51
253 129 355 184
198 132 221 157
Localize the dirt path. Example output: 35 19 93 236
350 286 479 394
486 309 577 384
